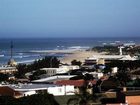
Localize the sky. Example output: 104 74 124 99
0 0 140 38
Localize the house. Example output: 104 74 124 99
102 88 140 104
48 85 75 96
60 65 80 71
101 90 125 104
90 72 103 79
55 79 96 94
0 66 17 74
124 90 140 105
40 65 79 76
85 55 137 65
0 86 22 98
16 79 30 83
9 83 75 96
100 79 119 91
55 80 86 87
32 75 76 83
111 67 118 74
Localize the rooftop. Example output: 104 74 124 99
55 79 96 87
0 66 16 70
8 83 57 91
87 55 137 61
32 75 76 83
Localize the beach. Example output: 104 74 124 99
60 50 104 64
0 37 139 65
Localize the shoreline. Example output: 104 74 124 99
16 50 104 65
0 48 103 65
60 50 104 64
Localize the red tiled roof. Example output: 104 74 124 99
55 79 96 87
88 80 97 85
100 76 108 81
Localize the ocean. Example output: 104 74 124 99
0 37 140 65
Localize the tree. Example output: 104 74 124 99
71 60 82 66
15 64 27 78
19 93 59 105
0 96 17 105
29 70 46 80
115 71 131 86
84 74 95 81
67 78 100 105
15 56 60 78
131 78 140 87
0 73 9 82
0 93 59 105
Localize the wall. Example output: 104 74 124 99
48 85 75 96
126 96 140 104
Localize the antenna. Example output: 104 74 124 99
8 41 17 66
10 41 13 59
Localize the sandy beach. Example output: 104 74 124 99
60 50 104 64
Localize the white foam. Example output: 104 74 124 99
68 46 90 50
0 55 4 57
17 59 35 64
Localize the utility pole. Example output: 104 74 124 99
8 41 17 66
10 41 13 59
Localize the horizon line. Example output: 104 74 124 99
0 36 140 39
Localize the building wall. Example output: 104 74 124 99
126 96 140 104
0 68 17 74
91 72 103 79
41 65 79 76
23 91 36 96
60 65 80 70
48 85 75 96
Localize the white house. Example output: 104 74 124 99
23 91 36 96
90 72 103 79
48 85 75 96
88 55 137 61
8 83 75 96
40 65 79 76
111 67 118 74
0 66 17 74
32 75 76 83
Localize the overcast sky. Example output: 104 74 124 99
0 0 140 38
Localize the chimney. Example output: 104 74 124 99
123 87 127 92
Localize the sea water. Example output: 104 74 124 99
0 37 139 65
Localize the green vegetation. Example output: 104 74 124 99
0 93 59 105
66 87 101 105
0 73 8 82
105 60 140 71
92 45 140 55
15 56 60 78
71 59 82 66
92 45 119 54
115 71 131 86
29 70 46 80
127 78 140 87
55 95 79 105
